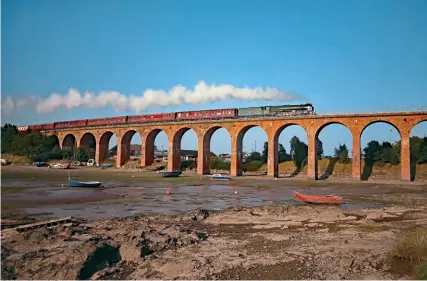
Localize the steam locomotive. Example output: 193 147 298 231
17 103 315 132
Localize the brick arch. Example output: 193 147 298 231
236 124 268 144
267 123 309 178
118 129 143 167
141 128 169 167
168 127 200 172
231 124 269 176
79 132 97 160
62 134 77 151
48 134 60 148
203 125 232 146
198 125 232 175
410 119 427 134
314 121 351 138
359 119 407 181
97 131 116 164
360 120 402 139
79 132 97 148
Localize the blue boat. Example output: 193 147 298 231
68 172 102 188
69 179 102 188
208 173 232 180
159 170 182 177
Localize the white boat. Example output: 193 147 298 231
208 174 231 180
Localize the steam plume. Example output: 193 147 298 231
1 81 303 115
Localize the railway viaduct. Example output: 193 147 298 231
43 111 427 181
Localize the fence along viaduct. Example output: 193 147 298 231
46 111 427 181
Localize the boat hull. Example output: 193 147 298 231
208 173 231 180
294 191 343 204
208 175 231 180
69 180 102 188
160 170 182 177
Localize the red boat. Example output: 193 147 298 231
293 191 343 204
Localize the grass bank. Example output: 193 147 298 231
258 159 427 181
390 227 427 279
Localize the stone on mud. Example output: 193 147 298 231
182 208 210 221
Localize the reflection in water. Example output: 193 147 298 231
22 184 383 221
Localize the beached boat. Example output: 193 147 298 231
159 170 182 177
68 172 102 188
293 191 343 204
68 179 102 188
98 163 113 168
50 162 70 169
208 174 232 180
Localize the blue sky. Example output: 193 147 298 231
1 0 427 155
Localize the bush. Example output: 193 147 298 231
73 147 89 162
48 145 63 160
210 158 230 170
180 160 193 170
243 160 264 172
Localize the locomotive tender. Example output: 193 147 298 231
17 103 315 133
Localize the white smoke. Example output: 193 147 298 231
1 81 304 115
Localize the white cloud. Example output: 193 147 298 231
1 81 304 115
1 97 15 115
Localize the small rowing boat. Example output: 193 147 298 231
208 174 231 180
293 191 343 204
159 170 182 178
69 179 102 188
98 163 113 168
68 172 102 188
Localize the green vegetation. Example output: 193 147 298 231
180 160 195 170
210 158 230 170
334 144 350 164
390 227 427 279
364 137 427 165
1 123 90 162
356 224 391 233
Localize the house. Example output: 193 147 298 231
180 150 217 161
219 153 232 162
181 150 198 161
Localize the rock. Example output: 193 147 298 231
119 243 141 261
182 209 210 221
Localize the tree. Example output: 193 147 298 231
247 151 262 162
293 141 308 167
363 140 381 164
278 143 290 163
73 147 89 162
418 137 427 164
334 144 350 163
261 142 268 163
290 136 300 160
48 145 63 160
316 138 323 160
1 123 18 153
243 160 264 172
